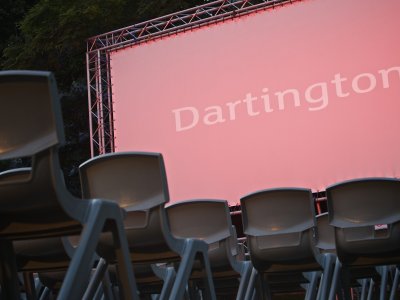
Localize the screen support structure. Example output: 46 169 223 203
86 49 114 157
86 0 298 156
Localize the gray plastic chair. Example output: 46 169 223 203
0 70 136 299
79 151 216 300
326 177 400 300
240 188 322 300
166 199 253 300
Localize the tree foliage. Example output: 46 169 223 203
2 0 202 90
0 0 38 55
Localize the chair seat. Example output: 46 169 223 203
0 220 81 240
15 237 71 271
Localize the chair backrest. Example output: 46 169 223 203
166 199 243 272
326 177 400 228
166 199 231 245
241 188 315 237
240 188 319 272
0 70 64 160
326 177 400 266
79 152 169 210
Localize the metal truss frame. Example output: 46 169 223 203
86 0 299 156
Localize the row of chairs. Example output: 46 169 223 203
1 70 400 299
0 70 248 299
242 180 400 300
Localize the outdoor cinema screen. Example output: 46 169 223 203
110 0 400 205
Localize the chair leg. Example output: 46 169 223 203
360 279 369 300
93 281 105 300
316 273 323 300
304 271 320 300
169 239 216 300
154 265 175 300
245 272 270 300
196 250 216 300
186 280 197 300
367 279 375 300
83 258 109 300
329 258 342 300
318 254 335 300
39 286 52 300
23 271 37 300
0 239 20 300
244 268 258 300
109 216 138 300
251 290 257 300
58 201 138 300
101 269 115 300
377 265 389 300
338 265 352 300
237 261 253 300
258 273 272 300
389 267 400 300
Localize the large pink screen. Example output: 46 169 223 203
110 0 400 205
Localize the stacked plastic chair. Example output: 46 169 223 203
240 188 323 300
79 151 216 300
326 177 400 300
166 199 253 299
0 70 137 299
